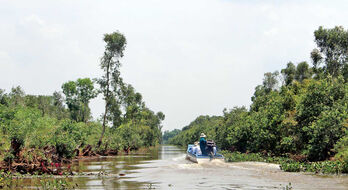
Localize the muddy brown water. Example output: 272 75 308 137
15 145 348 189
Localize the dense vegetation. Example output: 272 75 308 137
0 31 164 173
168 26 348 173
162 129 181 144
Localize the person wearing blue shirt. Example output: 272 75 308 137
199 133 207 156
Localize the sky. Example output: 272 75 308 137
1 0 348 131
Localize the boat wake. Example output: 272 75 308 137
171 154 186 162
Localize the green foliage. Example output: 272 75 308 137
263 71 279 92
219 107 248 151
169 26 348 174
40 176 77 190
0 87 162 163
313 26 348 77
0 170 15 188
62 78 97 122
0 133 10 161
97 31 127 147
222 151 266 162
171 76 347 164
334 129 348 173
281 62 296 86
306 101 347 160
222 151 347 174
162 129 181 144
0 30 163 172
280 162 301 172
168 115 223 147
295 61 312 82
117 122 143 150
280 160 347 174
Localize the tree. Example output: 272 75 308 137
162 129 181 144
76 78 97 122
62 81 78 120
314 26 348 77
52 91 68 119
263 71 279 92
97 31 127 147
0 89 9 105
310 48 324 78
343 63 348 82
156 111 165 132
295 61 312 82
62 78 97 122
120 84 144 124
281 62 296 85
9 86 25 106
37 95 52 117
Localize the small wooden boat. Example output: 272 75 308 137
186 144 225 164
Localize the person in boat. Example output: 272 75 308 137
199 133 218 157
192 141 202 155
206 140 217 157
199 133 208 156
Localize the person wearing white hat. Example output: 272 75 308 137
199 133 207 156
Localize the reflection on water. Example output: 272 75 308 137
15 146 348 189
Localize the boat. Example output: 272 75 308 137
186 144 225 164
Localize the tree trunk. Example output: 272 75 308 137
98 62 110 148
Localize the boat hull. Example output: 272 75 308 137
186 151 225 164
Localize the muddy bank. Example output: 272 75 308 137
0 144 136 175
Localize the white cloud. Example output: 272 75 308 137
24 14 44 25
264 27 279 36
22 14 67 39
0 51 10 61
268 11 280 21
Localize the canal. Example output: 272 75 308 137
18 145 348 189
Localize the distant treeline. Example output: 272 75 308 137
162 129 181 144
0 31 164 170
168 26 348 166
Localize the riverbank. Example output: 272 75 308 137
0 145 159 189
0 144 159 176
222 151 348 174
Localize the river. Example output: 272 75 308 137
17 145 348 189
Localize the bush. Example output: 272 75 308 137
334 132 348 173
117 122 143 150
280 162 301 172
222 151 264 162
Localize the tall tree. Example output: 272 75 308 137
62 81 79 121
263 71 279 92
281 62 296 85
314 26 348 77
52 91 68 119
76 78 97 122
97 31 127 147
9 86 25 106
310 48 324 77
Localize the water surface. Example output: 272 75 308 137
18 145 348 189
